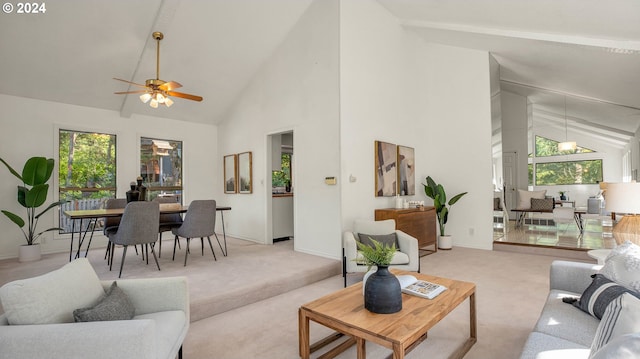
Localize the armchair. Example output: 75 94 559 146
343 219 419 287
0 258 189 359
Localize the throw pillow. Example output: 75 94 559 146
589 293 640 357
599 241 640 293
517 189 546 209
530 198 554 211
73 281 135 322
0 258 105 325
357 233 399 249
590 333 640 359
568 274 640 319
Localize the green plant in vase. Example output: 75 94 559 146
423 176 467 237
0 156 66 245
355 238 396 270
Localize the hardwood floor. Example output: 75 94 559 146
493 216 617 251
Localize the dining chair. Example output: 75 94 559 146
152 196 183 258
102 198 128 260
553 207 576 234
172 200 220 266
106 201 160 278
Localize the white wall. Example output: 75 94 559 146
501 91 529 192
0 94 217 259
339 0 495 250
217 0 341 259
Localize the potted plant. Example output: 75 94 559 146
423 176 467 250
558 191 568 200
0 156 66 261
356 238 402 314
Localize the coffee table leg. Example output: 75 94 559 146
392 342 404 359
356 338 366 359
470 292 477 340
299 308 310 359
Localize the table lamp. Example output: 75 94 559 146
604 182 640 244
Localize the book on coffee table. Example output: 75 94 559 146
398 275 447 299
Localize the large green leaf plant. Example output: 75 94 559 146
0 157 66 245
423 176 467 237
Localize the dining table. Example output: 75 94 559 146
63 204 231 262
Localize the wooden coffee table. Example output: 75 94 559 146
299 271 476 359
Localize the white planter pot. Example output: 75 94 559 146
438 235 453 250
19 244 42 262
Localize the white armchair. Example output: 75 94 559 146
343 219 420 287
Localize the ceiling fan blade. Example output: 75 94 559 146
159 81 182 91
113 78 147 88
168 91 203 102
114 90 148 95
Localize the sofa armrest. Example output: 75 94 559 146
550 260 601 294
102 276 189 318
0 319 156 359
395 230 419 272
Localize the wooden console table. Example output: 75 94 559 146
375 207 437 256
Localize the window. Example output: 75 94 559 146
58 129 116 233
140 137 183 202
534 135 594 157
535 160 603 185
272 153 291 188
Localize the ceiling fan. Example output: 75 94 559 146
113 31 203 108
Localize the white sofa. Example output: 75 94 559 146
519 260 640 359
0 258 189 359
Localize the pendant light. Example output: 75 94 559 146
558 96 576 151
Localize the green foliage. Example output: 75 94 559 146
1 156 66 245
535 160 602 185
58 130 116 192
423 176 467 237
272 153 291 187
534 135 594 157
355 238 396 269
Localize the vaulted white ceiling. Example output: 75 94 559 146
1 0 639 149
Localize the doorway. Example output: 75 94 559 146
267 131 294 244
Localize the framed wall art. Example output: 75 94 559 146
374 140 397 197
397 145 415 196
224 154 237 194
238 151 253 194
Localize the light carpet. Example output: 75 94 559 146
185 247 594 359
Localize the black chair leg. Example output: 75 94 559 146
342 248 347 287
201 238 204 255
206 236 217 261
184 238 191 266
150 244 160 271
178 345 183 359
158 232 162 258
118 245 128 278
173 235 178 261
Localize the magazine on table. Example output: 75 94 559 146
398 275 447 299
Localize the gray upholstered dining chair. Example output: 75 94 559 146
106 201 160 278
152 196 183 258
102 198 128 260
172 200 220 266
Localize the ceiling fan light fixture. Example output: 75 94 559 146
165 97 174 107
140 93 152 103
149 98 159 108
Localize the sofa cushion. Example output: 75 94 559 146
73 282 135 322
570 274 640 319
589 293 640 356
590 333 640 359
357 232 398 249
534 289 600 347
517 189 546 209
530 198 554 211
0 258 105 325
519 332 589 359
599 241 640 293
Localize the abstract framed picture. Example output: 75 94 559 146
224 154 237 194
238 151 253 194
397 145 415 196
374 141 397 197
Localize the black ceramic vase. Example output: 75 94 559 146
364 265 402 314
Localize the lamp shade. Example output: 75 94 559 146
605 183 640 214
